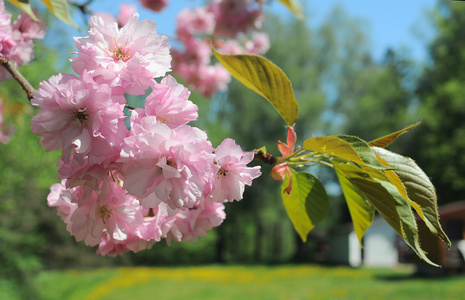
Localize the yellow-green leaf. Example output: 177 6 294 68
282 169 329 242
334 162 402 235
368 120 422 148
7 0 39 22
333 161 438 266
377 178 438 267
372 147 450 248
212 47 298 126
335 169 374 247
277 0 304 20
303 135 391 170
40 0 77 28
369 152 427 228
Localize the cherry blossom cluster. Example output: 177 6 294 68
0 1 46 81
31 14 261 256
172 0 270 97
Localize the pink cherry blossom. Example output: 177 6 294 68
176 7 215 41
96 233 132 256
209 0 264 38
245 32 270 55
38 1 267 255
47 180 78 227
172 63 230 98
72 13 171 95
170 0 269 97
47 180 79 236
140 0 169 12
140 202 176 241
0 4 46 81
30 71 127 161
164 210 189 244
12 11 46 41
191 64 231 98
69 180 145 246
119 117 215 210
172 37 212 69
117 3 137 28
210 138 261 202
0 2 14 59
134 75 198 128
188 198 225 239
165 198 225 244
90 12 116 25
56 152 120 197
96 204 176 256
218 39 243 55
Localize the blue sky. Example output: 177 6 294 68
78 0 438 61
300 0 438 60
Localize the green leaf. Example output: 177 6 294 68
335 169 375 247
303 135 391 170
334 162 402 236
40 0 77 28
333 161 438 266
369 152 428 225
377 179 438 267
282 169 329 242
277 0 304 20
368 120 422 148
7 0 40 22
212 47 298 126
372 147 450 248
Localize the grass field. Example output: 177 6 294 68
1 265 464 299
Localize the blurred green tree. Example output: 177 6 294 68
408 0 465 204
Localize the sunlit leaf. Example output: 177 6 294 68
212 47 298 126
276 0 304 20
303 135 391 170
7 0 39 22
334 162 402 234
376 178 438 266
282 169 329 242
372 147 450 248
368 120 422 148
335 169 374 247
369 152 426 224
40 0 77 28
333 161 438 266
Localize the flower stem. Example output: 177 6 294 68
316 160 334 168
0 57 35 102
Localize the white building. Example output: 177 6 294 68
328 217 399 267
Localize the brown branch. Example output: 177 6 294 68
0 57 35 101
253 148 277 165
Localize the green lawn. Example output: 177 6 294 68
2 265 464 300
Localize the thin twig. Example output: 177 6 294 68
69 0 94 16
0 57 35 101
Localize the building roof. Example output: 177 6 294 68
437 200 465 220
